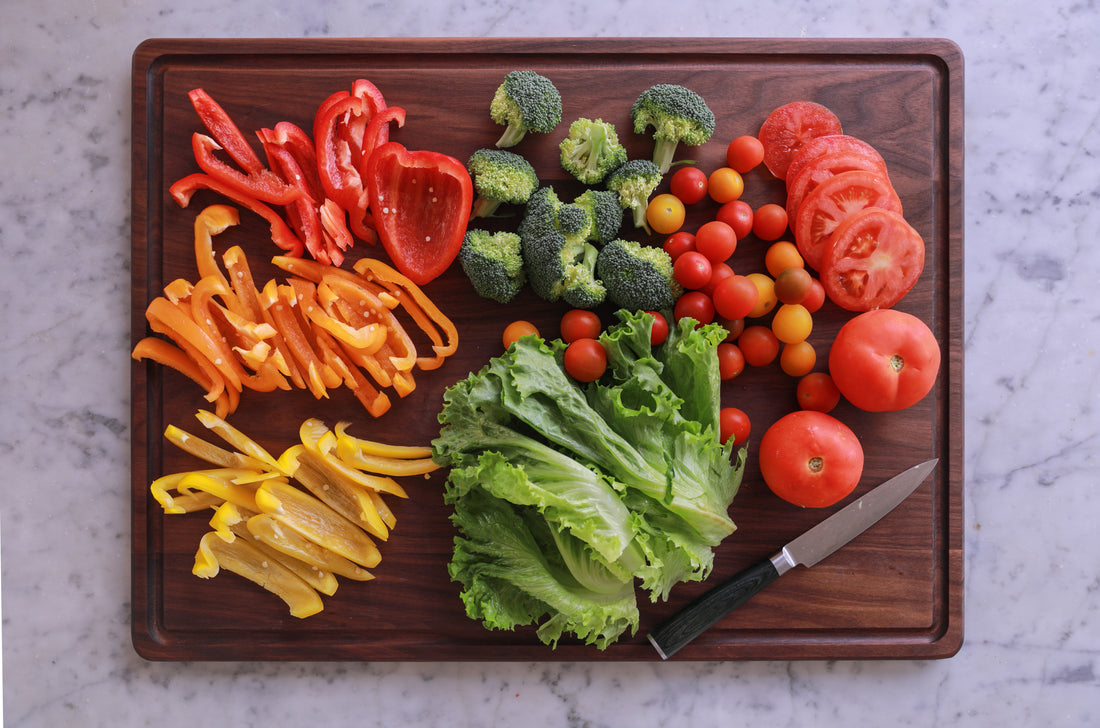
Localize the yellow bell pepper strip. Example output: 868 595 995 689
366 490 397 530
150 471 226 514
131 337 233 420
170 173 305 257
246 513 374 582
178 471 263 511
193 531 324 619
194 409 285 474
209 502 340 597
333 435 439 477
333 421 433 459
287 449 389 541
254 478 382 569
163 423 271 472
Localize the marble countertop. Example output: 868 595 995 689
2 1 1097 726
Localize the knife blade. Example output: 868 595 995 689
646 458 938 659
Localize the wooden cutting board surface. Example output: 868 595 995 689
131 37 964 661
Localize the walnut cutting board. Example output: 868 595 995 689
131 37 964 661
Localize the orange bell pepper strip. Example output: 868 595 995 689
145 296 242 393
309 325 392 418
131 337 233 419
192 204 239 295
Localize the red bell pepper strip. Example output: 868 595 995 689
170 173 305 257
188 88 266 177
191 133 301 206
364 142 473 286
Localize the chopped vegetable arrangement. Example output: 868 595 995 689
136 66 942 647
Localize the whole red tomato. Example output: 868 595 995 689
758 410 864 508
828 309 941 412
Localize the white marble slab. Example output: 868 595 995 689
1 1 1097 726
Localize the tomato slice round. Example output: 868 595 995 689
819 207 925 311
794 170 902 270
784 134 887 192
757 101 843 180
785 146 891 224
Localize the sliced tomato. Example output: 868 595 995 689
794 170 902 270
784 134 887 193
819 207 925 311
757 101 843 180
785 146 891 224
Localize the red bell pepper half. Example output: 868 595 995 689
364 142 473 286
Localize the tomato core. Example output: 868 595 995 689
808 456 824 473
890 354 904 372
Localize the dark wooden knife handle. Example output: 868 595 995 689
647 558 781 659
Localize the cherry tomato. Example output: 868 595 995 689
773 266 814 305
719 316 745 341
753 203 789 241
758 410 864 508
560 309 601 343
563 337 608 382
726 135 765 174
738 325 779 367
646 193 686 235
711 274 758 321
764 241 804 278
699 262 734 298
673 250 713 290
720 407 751 446
802 277 826 313
717 342 745 380
694 220 737 263
828 309 941 412
646 310 669 346
771 303 813 344
663 231 696 261
818 208 926 312
502 320 539 348
793 170 902 270
674 291 715 326
757 100 844 180
669 166 709 205
797 371 841 413
745 272 777 318
779 340 817 377
716 200 753 240
707 167 744 204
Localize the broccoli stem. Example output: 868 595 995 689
472 197 504 218
631 204 652 234
495 124 527 149
652 139 678 175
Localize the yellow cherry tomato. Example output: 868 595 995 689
646 193 686 235
771 303 813 344
502 320 539 348
707 167 744 204
764 240 804 277
746 272 777 318
780 340 817 377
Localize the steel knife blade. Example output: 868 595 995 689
646 458 938 659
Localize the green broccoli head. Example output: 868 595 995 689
605 159 662 233
561 243 607 310
519 187 604 307
573 189 623 246
559 117 629 186
596 238 683 312
459 229 527 304
630 84 716 174
466 148 539 218
490 70 563 148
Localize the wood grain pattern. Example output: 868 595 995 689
131 37 964 661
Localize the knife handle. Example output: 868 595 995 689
647 558 781 659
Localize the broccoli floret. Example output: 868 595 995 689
573 189 623 246
489 70 563 148
630 84 716 174
595 238 683 312
605 159 662 234
559 117 628 185
466 148 539 219
459 229 528 304
517 187 605 309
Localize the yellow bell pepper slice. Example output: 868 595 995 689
292 450 389 541
195 409 284 473
178 471 263 511
193 531 324 618
163 424 270 471
333 421 433 459
246 513 374 582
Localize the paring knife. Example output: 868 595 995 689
647 458 939 659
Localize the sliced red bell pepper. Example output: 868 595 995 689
364 142 473 286
191 133 301 206
188 89 266 177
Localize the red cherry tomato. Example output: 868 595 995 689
717 343 745 380
758 410 864 508
674 291 715 326
753 203 789 241
711 274 759 321
737 325 779 367
563 338 608 382
796 372 841 413
694 220 737 263
560 309 601 343
646 310 669 346
720 407 751 446
700 262 735 297
663 231 696 261
828 309 941 412
773 266 814 305
726 135 765 174
818 208 925 312
673 251 713 290
757 101 844 180
716 200 753 240
801 277 826 313
669 166 709 205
